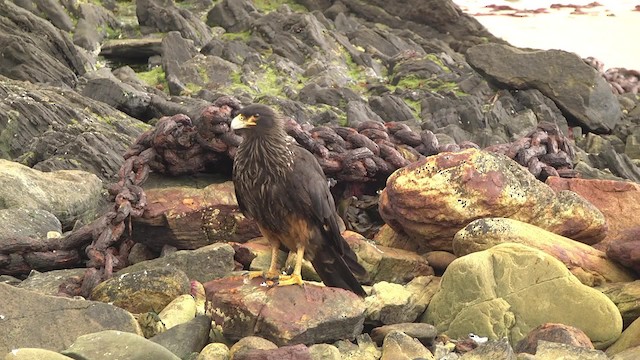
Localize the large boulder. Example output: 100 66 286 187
379 148 606 252
0 283 140 354
466 43 621 133
0 160 103 228
423 243 622 349
453 217 635 286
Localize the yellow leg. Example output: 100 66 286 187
247 243 281 280
278 245 304 287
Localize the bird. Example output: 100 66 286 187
230 103 367 297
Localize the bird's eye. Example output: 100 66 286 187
254 113 260 119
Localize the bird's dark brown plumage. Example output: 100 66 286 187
231 104 367 297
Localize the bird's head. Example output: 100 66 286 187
231 104 282 136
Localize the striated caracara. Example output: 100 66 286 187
231 104 367 297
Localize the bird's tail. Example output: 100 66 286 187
312 243 367 297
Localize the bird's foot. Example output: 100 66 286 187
246 270 281 281
277 273 304 287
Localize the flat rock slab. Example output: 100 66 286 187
205 276 365 346
423 243 622 349
0 283 140 354
62 330 180 360
466 43 621 133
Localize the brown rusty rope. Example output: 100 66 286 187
50 96 575 297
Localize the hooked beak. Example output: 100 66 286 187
231 114 257 130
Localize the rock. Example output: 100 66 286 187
458 338 515 359
132 182 260 250
533 341 607 360
80 75 152 121
3 348 74 360
137 0 212 47
197 343 230 360
424 251 457 275
0 2 85 86
514 323 594 355
372 224 420 252
334 334 381 360
546 176 640 252
16 268 87 296
379 149 606 252
422 243 622 349
371 323 438 347
62 330 180 360
345 231 434 284
119 243 235 284
233 344 313 360
606 316 640 357
0 78 147 181
380 330 434 360
597 281 640 327
0 207 81 275
453 217 635 286
0 160 103 228
150 315 211 359
308 344 340 360
205 276 365 346
611 345 640 360
90 267 191 314
466 44 621 133
157 294 197 330
364 282 426 325
0 283 140 354
73 3 120 52
206 0 258 33
0 208 61 240
368 94 417 123
229 337 278 359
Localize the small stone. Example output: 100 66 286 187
459 338 515 359
4 348 74 360
229 337 278 359
371 323 437 346
598 280 640 327
534 341 607 360
610 345 640 360
90 267 190 314
62 330 180 360
308 344 340 360
17 268 87 296
234 343 312 360
380 330 434 360
515 323 594 354
334 334 381 360
150 315 211 359
424 251 457 274
158 294 197 330
365 282 425 325
197 343 230 360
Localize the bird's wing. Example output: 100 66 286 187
287 145 345 254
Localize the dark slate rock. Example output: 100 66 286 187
150 315 211 358
81 75 153 121
206 0 259 32
118 243 236 284
346 101 385 126
136 0 212 47
73 3 120 52
0 76 148 180
100 38 164 62
0 1 85 87
369 94 417 123
201 39 259 65
298 84 362 107
466 43 622 133
32 0 74 31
